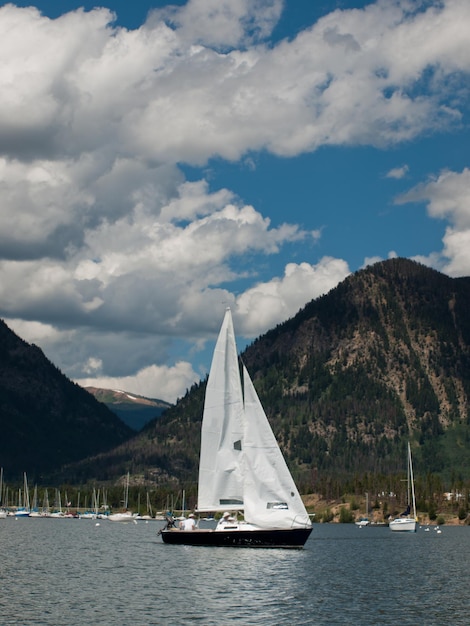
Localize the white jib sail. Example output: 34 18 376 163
242 365 312 530
197 309 245 512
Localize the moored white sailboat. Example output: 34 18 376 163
389 442 417 533
0 468 7 518
108 472 136 522
160 308 312 548
15 472 31 517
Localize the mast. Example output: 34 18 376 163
124 472 130 510
408 442 417 520
24 473 30 510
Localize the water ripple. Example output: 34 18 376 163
0 520 468 625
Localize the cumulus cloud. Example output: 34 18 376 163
75 362 200 403
236 257 350 334
152 0 283 49
397 168 470 228
395 168 470 276
1 0 470 400
2 0 469 165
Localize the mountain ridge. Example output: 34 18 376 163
55 258 470 489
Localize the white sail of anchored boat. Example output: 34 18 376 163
389 441 417 533
0 468 7 518
108 472 136 522
160 308 312 548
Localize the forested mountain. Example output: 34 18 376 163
0 320 133 481
59 258 470 490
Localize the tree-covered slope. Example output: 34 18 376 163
0 320 133 480
243 258 470 482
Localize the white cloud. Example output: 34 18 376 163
440 228 470 277
75 362 199 403
398 168 470 229
1 1 469 165
396 168 470 276
386 165 409 180
236 257 350 334
5 319 73 345
0 175 309 328
152 0 283 49
82 357 103 375
1 1 470 399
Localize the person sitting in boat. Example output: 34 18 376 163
180 513 197 530
217 511 236 527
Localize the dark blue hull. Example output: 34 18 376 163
160 527 312 548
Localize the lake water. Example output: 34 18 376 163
0 518 468 625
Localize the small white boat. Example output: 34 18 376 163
389 442 417 533
355 519 370 527
108 473 136 522
108 511 136 523
355 492 370 526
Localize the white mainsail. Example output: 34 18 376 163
197 308 311 530
197 308 245 512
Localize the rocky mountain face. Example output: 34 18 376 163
242 258 470 483
0 321 133 481
85 387 171 431
61 258 470 488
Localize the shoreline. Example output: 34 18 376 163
303 493 470 526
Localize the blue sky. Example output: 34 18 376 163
1 0 470 401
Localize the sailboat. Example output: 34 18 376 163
389 442 417 533
15 472 31 517
0 468 7 518
108 472 136 522
355 492 370 527
29 485 42 517
160 308 313 548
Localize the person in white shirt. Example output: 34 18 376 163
180 513 196 530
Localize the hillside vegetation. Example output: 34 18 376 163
0 321 133 481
